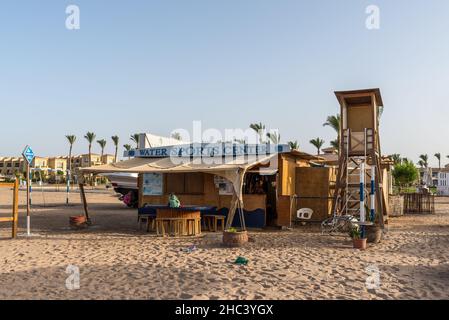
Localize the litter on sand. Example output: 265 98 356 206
234 256 249 265
181 245 198 253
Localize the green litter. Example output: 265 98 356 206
234 256 249 266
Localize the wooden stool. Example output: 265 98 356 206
187 217 202 236
138 215 156 232
203 215 226 232
156 218 185 237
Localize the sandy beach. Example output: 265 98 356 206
0 187 448 300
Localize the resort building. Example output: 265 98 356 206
46 157 68 181
419 167 440 187
0 157 25 177
437 170 449 196
101 154 116 165
70 154 102 169
69 154 116 170
0 153 114 180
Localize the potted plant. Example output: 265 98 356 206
349 226 367 250
223 227 249 247
69 215 88 229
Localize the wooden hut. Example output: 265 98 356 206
78 144 323 229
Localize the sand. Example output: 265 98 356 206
0 187 448 300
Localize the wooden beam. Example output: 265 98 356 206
79 183 90 222
0 217 13 222
12 179 19 238
0 183 15 189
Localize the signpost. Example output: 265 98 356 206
22 145 35 237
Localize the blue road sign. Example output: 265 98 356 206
22 145 35 164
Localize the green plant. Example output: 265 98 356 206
323 114 340 152
418 154 428 168
130 134 140 148
227 227 238 233
288 141 299 150
392 161 419 193
84 132 96 167
266 132 281 144
171 132 182 141
97 139 107 158
309 137 325 155
348 226 361 239
250 123 266 144
111 136 120 163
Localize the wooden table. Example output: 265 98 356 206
156 207 202 237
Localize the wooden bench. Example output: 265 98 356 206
137 214 156 232
203 215 226 232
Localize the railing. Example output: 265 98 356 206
342 128 374 155
403 193 435 214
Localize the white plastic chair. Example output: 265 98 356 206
297 208 313 220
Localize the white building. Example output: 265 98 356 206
437 171 449 196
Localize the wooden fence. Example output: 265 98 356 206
403 193 435 214
0 179 19 238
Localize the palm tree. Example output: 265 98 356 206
65 135 77 179
171 132 182 141
418 160 425 168
130 134 140 148
111 136 120 162
434 153 441 169
330 139 339 150
419 154 429 168
266 132 281 144
250 123 266 144
84 132 96 167
288 141 299 150
309 138 325 155
390 154 401 165
123 144 132 160
323 114 341 152
97 139 107 160
323 114 340 133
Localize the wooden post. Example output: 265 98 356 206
79 183 90 222
12 179 19 238
26 162 31 236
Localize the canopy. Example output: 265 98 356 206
78 154 279 201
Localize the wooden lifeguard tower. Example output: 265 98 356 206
333 88 387 228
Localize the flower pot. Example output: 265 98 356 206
353 238 367 250
223 230 248 247
70 215 88 229
365 225 382 244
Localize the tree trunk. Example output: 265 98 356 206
68 145 72 189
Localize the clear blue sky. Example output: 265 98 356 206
1 0 449 166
